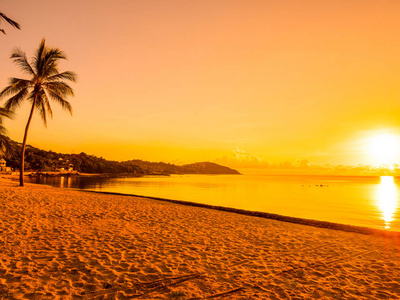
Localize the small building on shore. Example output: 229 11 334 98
0 158 11 172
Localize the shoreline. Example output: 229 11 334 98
18 174 400 238
77 189 400 239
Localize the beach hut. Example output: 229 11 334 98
0 158 7 172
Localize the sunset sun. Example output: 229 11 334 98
366 133 400 166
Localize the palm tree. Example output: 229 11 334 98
0 39 76 186
0 11 21 34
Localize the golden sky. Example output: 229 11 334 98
1 0 400 166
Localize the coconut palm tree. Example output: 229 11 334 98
0 39 76 186
0 11 21 34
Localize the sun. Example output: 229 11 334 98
366 133 400 166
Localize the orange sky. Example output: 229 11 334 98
1 0 400 166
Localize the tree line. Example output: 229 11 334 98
2 136 239 175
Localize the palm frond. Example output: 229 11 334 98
0 124 5 135
0 112 7 135
45 89 73 115
43 93 53 120
0 78 31 99
0 107 14 120
44 81 75 97
10 48 35 76
33 38 47 76
33 39 66 77
3 88 29 111
43 49 67 76
0 121 6 135
0 108 14 135
34 90 52 127
45 71 77 83
0 12 21 29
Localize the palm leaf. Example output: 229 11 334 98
10 48 36 76
33 39 47 76
0 78 31 98
0 12 21 30
46 71 77 83
0 108 14 135
3 88 29 111
34 90 53 127
45 89 73 115
44 81 75 97
0 107 13 119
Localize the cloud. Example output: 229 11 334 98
232 147 262 163
214 148 265 168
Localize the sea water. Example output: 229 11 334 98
26 173 400 232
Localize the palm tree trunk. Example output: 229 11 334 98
19 96 37 186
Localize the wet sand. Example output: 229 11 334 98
0 177 399 299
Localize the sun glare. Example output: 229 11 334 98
375 176 398 229
366 133 400 166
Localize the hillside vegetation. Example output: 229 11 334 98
1 137 240 176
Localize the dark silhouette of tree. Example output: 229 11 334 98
0 11 21 34
0 39 76 186
0 107 12 135
0 108 14 156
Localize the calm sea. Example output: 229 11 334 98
26 174 400 232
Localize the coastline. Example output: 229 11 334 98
1 177 400 299
20 173 400 238
77 189 400 239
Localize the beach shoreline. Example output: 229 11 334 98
76 189 400 239
0 177 399 299
19 173 400 238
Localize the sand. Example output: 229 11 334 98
0 177 400 299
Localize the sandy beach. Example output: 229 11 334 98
0 177 399 299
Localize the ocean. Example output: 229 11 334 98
26 173 400 232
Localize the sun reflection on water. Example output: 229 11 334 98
376 176 398 229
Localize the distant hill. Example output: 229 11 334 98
180 162 240 174
1 136 240 176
